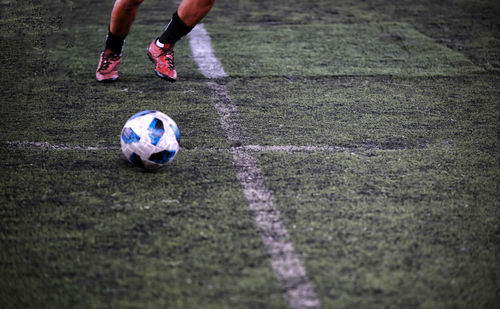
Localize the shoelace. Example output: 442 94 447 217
98 54 119 71
158 48 175 71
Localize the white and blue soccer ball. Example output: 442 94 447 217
121 110 180 170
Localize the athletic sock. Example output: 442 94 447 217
158 11 193 46
105 29 126 55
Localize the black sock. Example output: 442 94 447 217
105 29 126 54
158 11 193 46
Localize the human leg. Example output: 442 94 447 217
96 0 144 82
110 0 144 38
148 0 215 81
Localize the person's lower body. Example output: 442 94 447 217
96 0 215 83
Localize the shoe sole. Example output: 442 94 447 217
147 52 176 83
96 76 118 83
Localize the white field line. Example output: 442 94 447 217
3 141 354 155
239 145 348 153
3 141 119 151
188 24 228 79
189 24 321 309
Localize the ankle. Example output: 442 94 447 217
105 29 126 55
157 11 193 46
155 38 173 49
103 49 120 57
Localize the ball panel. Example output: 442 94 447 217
147 117 165 146
149 150 177 164
121 127 141 144
129 152 145 169
169 123 180 143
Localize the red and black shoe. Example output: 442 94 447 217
96 50 121 82
147 39 177 82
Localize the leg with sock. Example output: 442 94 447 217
158 11 193 47
96 32 124 82
147 11 193 82
96 0 143 82
105 31 126 56
148 0 215 81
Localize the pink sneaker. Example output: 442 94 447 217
147 39 177 82
96 51 121 82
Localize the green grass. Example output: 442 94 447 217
227 75 499 149
0 147 287 309
258 149 498 308
209 23 482 77
1 0 499 308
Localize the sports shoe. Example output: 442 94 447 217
96 51 121 82
147 39 177 82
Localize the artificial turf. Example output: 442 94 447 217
0 0 498 308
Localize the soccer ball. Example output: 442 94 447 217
121 110 180 170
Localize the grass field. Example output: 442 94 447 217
1 0 499 308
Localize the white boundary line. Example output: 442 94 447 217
2 141 119 151
239 145 348 153
189 24 321 309
3 141 353 154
